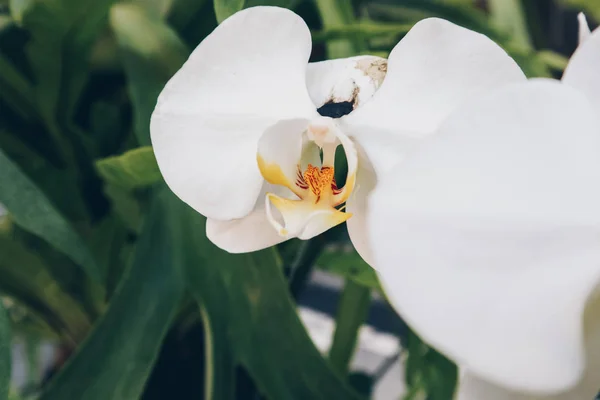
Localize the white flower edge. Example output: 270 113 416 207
368 79 600 394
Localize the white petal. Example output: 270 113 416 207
265 193 350 240
563 19 600 110
257 119 311 198
368 79 600 393
306 56 387 108
457 369 599 400
206 183 288 253
457 291 600 400
343 17 525 136
578 13 592 45
346 130 418 266
151 7 316 220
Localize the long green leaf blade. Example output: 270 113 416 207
109 3 189 145
0 148 100 281
40 188 185 400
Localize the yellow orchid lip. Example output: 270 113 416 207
257 118 357 240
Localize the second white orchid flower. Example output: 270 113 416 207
369 13 600 400
151 6 524 256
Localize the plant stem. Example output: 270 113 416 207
329 279 370 377
288 237 327 301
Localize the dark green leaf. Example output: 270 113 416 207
180 208 363 399
317 246 382 292
315 0 364 58
166 0 211 31
214 0 244 24
311 22 412 43
0 301 10 400
96 147 162 189
227 249 364 399
40 187 185 400
560 0 600 23
404 330 457 400
0 227 92 342
0 148 100 281
20 0 116 126
109 3 189 145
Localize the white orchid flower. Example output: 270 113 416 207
578 13 592 45
368 15 600 400
151 6 524 255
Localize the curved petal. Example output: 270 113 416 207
306 56 387 109
257 119 311 198
346 131 418 266
151 7 316 220
368 80 600 393
206 183 288 253
265 194 351 239
578 13 592 45
343 17 525 136
563 21 600 110
458 288 600 400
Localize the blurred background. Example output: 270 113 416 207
0 0 597 399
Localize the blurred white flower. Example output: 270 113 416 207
151 6 524 254
578 13 591 45
368 17 600 400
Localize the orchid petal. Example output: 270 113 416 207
563 19 600 110
369 79 600 393
578 13 592 45
343 18 525 136
151 7 315 220
206 183 288 253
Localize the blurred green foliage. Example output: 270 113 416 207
0 0 594 399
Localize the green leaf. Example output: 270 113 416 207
315 0 364 58
317 246 382 292
329 280 370 376
182 213 234 400
560 0 600 23
180 210 363 399
227 249 364 399
214 0 244 23
404 330 457 400
538 50 569 72
109 3 189 145
96 147 162 189
0 53 38 122
0 148 101 281
0 228 92 342
311 22 412 43
166 0 211 32
40 187 185 400
488 0 532 49
9 0 35 24
0 301 11 400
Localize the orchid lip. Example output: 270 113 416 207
257 117 357 240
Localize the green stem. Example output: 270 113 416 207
289 237 327 300
329 279 370 377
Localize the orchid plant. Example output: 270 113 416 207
0 0 597 399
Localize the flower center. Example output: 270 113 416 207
257 117 357 240
299 164 336 203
